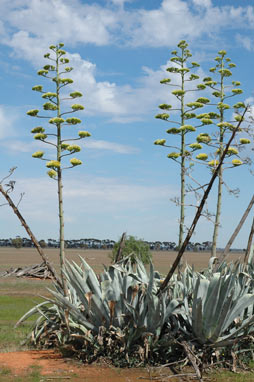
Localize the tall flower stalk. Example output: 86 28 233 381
155 40 207 248
194 50 247 256
27 43 91 291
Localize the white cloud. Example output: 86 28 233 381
236 34 254 51
0 106 17 139
85 139 139 154
192 0 211 7
0 0 253 123
68 54 179 120
245 97 254 118
3 175 174 240
0 137 138 155
1 0 254 55
4 0 118 49
127 0 254 47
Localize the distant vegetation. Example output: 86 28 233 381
0 237 221 251
110 235 152 264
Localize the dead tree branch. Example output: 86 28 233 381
0 182 62 288
244 215 254 265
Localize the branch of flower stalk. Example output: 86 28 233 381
157 106 249 294
0 167 17 185
0 183 62 288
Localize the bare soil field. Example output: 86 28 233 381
0 247 244 275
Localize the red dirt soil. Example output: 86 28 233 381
0 350 151 381
0 350 77 375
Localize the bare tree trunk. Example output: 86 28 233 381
0 184 62 287
215 194 254 270
157 107 248 294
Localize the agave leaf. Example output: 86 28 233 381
49 289 96 331
126 326 146 348
67 262 111 322
33 319 48 342
136 259 149 283
202 277 224 337
214 315 254 347
69 321 92 341
79 257 102 298
147 262 154 294
192 297 206 344
195 277 210 301
15 301 50 328
208 291 234 343
70 260 84 275
90 294 110 327
146 293 158 331
165 299 182 319
204 274 235 335
222 294 254 332
208 257 218 270
63 267 91 312
65 262 90 294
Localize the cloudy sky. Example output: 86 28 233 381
0 0 254 248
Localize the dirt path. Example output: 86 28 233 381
0 350 151 381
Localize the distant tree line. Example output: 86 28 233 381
0 236 222 252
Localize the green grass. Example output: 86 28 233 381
0 277 51 296
211 370 254 381
0 365 43 382
0 367 11 376
0 295 42 352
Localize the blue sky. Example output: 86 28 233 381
0 0 254 248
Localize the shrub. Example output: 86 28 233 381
110 235 152 264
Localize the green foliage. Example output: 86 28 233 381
38 239 47 248
110 235 152 264
11 237 23 249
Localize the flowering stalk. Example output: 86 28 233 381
155 40 206 248
194 50 247 256
158 106 248 293
27 43 91 292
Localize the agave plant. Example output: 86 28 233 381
16 256 181 365
183 267 254 348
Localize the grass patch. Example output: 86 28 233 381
211 370 254 381
26 365 42 381
0 295 43 352
0 367 11 376
0 277 51 296
0 365 43 382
